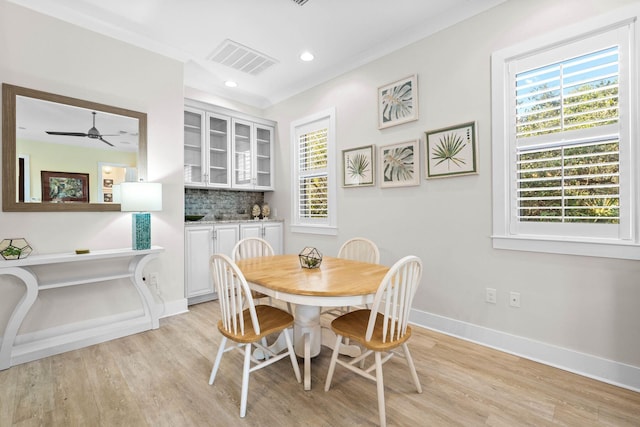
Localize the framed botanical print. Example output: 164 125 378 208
379 140 420 188
425 121 478 178
343 145 375 187
378 74 418 129
41 171 89 202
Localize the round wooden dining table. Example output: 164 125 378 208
235 254 389 390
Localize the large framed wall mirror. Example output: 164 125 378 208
2 83 147 212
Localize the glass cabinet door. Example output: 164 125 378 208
255 124 273 189
233 119 253 187
207 113 230 187
184 109 205 185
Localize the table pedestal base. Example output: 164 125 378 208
254 304 363 390
293 305 321 358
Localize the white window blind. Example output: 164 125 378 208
291 108 337 234
491 13 639 259
514 46 620 226
298 128 328 220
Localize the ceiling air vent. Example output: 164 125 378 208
292 0 310 5
207 39 278 76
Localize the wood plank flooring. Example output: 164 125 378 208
1 301 639 426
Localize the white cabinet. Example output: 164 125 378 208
213 223 240 257
184 225 215 304
184 108 231 188
240 221 283 254
184 100 275 191
185 221 282 305
184 223 240 304
184 108 204 186
232 119 274 191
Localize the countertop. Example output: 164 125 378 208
184 218 284 226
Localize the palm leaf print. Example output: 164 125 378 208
347 153 370 179
432 132 467 170
381 81 413 123
383 146 414 182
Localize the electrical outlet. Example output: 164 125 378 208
509 291 521 308
486 288 497 304
150 272 159 287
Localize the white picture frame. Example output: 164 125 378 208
425 121 478 179
378 74 419 129
343 144 375 187
379 140 420 188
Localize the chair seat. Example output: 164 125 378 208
218 305 294 344
331 309 412 352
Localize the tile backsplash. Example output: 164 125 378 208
185 189 264 221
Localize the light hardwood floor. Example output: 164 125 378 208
1 301 639 426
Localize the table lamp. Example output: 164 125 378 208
120 181 162 250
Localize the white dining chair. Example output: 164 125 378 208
324 237 381 318
337 237 380 264
324 255 423 427
232 237 292 313
208 253 301 418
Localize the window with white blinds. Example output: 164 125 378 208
492 14 639 259
291 108 337 234
514 45 621 227
298 128 328 220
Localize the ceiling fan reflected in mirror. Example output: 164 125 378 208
46 111 117 147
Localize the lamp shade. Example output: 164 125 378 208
120 182 162 212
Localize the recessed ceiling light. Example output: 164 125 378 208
300 51 314 62
225 80 238 88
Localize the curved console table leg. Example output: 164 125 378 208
0 267 39 370
128 252 160 329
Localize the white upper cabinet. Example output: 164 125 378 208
184 108 206 186
254 123 274 189
207 113 231 187
232 119 274 191
184 100 275 191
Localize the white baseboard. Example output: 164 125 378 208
410 309 640 393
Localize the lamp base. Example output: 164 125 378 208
131 212 151 250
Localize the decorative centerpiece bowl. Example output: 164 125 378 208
299 247 322 269
0 238 33 260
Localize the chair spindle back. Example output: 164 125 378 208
366 255 422 343
232 237 275 262
337 237 380 264
210 253 260 336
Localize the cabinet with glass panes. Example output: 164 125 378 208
184 99 275 191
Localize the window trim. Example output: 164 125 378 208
290 107 337 235
491 6 640 260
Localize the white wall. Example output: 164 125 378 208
0 1 186 337
265 0 640 389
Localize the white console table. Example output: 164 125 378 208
0 246 163 370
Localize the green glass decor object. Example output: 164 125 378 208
299 247 322 269
132 213 151 250
0 238 33 260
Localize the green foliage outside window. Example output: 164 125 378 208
515 47 620 224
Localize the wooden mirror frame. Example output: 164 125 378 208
2 83 147 212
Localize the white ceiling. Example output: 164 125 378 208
9 0 506 109
16 95 139 152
